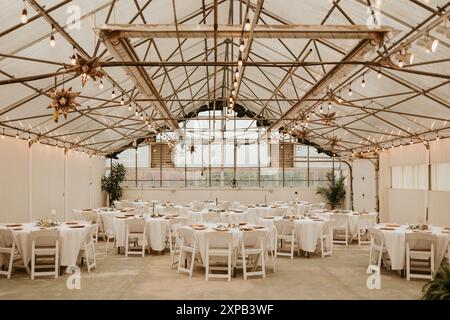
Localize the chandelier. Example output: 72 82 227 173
72 54 105 87
48 87 80 122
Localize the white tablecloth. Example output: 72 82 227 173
0 222 90 267
317 211 378 239
112 215 169 251
258 216 331 253
374 224 449 271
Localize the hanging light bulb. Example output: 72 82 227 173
50 25 56 48
135 109 138 117
229 96 234 103
37 137 40 144
238 57 243 67
244 18 251 31
231 89 236 96
328 101 332 110
397 58 404 68
410 139 413 145
348 83 352 96
320 105 324 113
436 133 440 141
16 130 19 139
140 113 144 120
361 74 366 88
233 79 238 88
99 80 104 89
239 40 245 52
111 86 115 99
145 119 149 125
27 134 31 143
120 95 125 105
377 69 382 79
70 46 77 65
337 90 342 103
128 104 132 111
21 1 28 24
1 128 4 139
235 68 240 79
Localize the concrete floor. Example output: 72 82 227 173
0 242 425 300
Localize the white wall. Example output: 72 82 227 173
0 136 106 222
123 187 324 205
379 138 450 225
352 159 377 212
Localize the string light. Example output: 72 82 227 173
21 1 28 24
320 105 324 113
239 40 245 52
377 69 382 79
140 113 144 120
99 80 104 89
111 86 115 99
16 130 19 139
120 94 125 105
361 74 366 88
244 18 251 31
28 134 31 143
348 83 352 96
70 46 76 65
50 25 56 48
233 79 238 88
238 57 243 67
337 90 342 103
135 109 138 117
235 68 240 79
128 103 132 111
231 89 236 96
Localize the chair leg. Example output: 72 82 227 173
31 247 35 280
368 241 374 265
261 249 266 278
227 251 232 282
242 249 247 280
290 236 295 259
271 250 276 273
177 247 183 273
189 251 195 277
7 248 14 279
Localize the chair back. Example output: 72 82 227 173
80 211 99 224
358 214 377 229
205 231 233 249
125 218 145 233
368 227 384 247
84 224 97 242
30 229 59 247
0 229 15 248
273 220 295 236
100 213 115 238
241 229 267 249
321 220 334 236
405 232 436 250
177 227 197 248
330 213 348 229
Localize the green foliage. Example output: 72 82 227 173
421 265 450 300
101 162 127 204
316 171 346 210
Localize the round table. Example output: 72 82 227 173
0 221 91 267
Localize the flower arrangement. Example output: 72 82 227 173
408 223 429 231
36 218 60 228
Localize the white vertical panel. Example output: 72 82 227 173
0 136 29 222
387 189 427 224
352 159 377 212
90 157 106 208
66 151 90 213
31 144 65 221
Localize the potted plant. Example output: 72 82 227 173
316 171 346 210
101 162 127 207
421 265 450 300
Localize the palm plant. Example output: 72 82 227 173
421 265 450 300
316 171 346 210
101 162 127 206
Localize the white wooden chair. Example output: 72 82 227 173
80 211 103 242
169 223 185 269
274 207 288 217
265 226 277 273
239 229 267 279
177 227 201 277
357 213 377 246
125 218 147 257
167 217 187 256
100 213 116 255
0 229 22 279
203 212 222 223
30 229 59 279
320 220 333 258
204 231 234 282
80 225 97 273
406 232 436 281
330 213 349 245
273 220 298 259
368 227 389 269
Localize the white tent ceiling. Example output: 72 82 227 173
0 0 449 156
